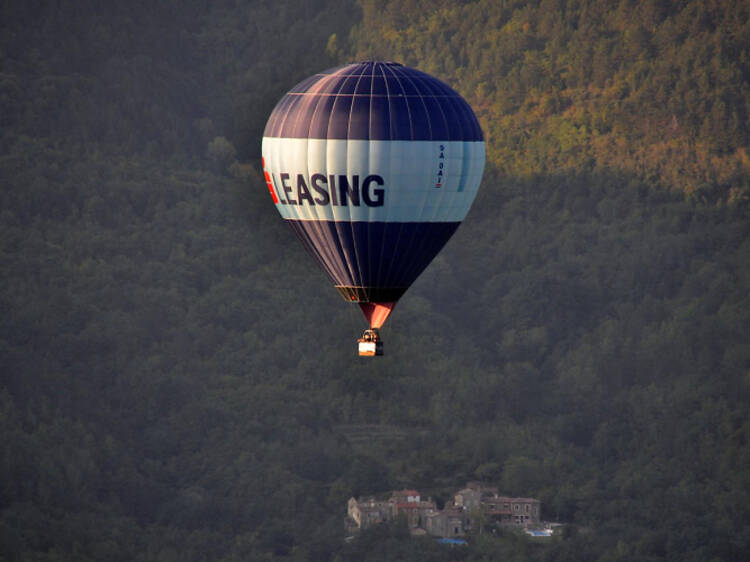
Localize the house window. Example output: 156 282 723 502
514 504 519 511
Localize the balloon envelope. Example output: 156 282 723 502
261 61 485 328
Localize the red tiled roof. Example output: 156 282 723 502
488 497 539 503
394 501 436 510
486 508 512 515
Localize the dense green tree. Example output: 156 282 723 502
1 0 749 560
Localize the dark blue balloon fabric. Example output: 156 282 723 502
287 220 461 302
263 61 484 142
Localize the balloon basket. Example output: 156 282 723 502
358 328 384 357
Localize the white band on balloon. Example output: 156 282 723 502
262 138 485 223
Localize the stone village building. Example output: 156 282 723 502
424 506 471 538
347 482 541 539
347 490 438 533
455 482 541 527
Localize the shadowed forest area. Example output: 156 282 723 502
2 1 749 560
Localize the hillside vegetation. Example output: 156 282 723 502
1 1 749 560
349 0 750 199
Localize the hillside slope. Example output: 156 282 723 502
347 0 750 199
1 1 749 560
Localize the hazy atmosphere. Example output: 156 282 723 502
2 1 749 560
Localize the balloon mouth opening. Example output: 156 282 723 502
334 286 408 303
359 302 396 329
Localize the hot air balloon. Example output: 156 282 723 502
261 61 485 356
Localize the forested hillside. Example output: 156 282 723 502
349 0 750 198
2 1 749 560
